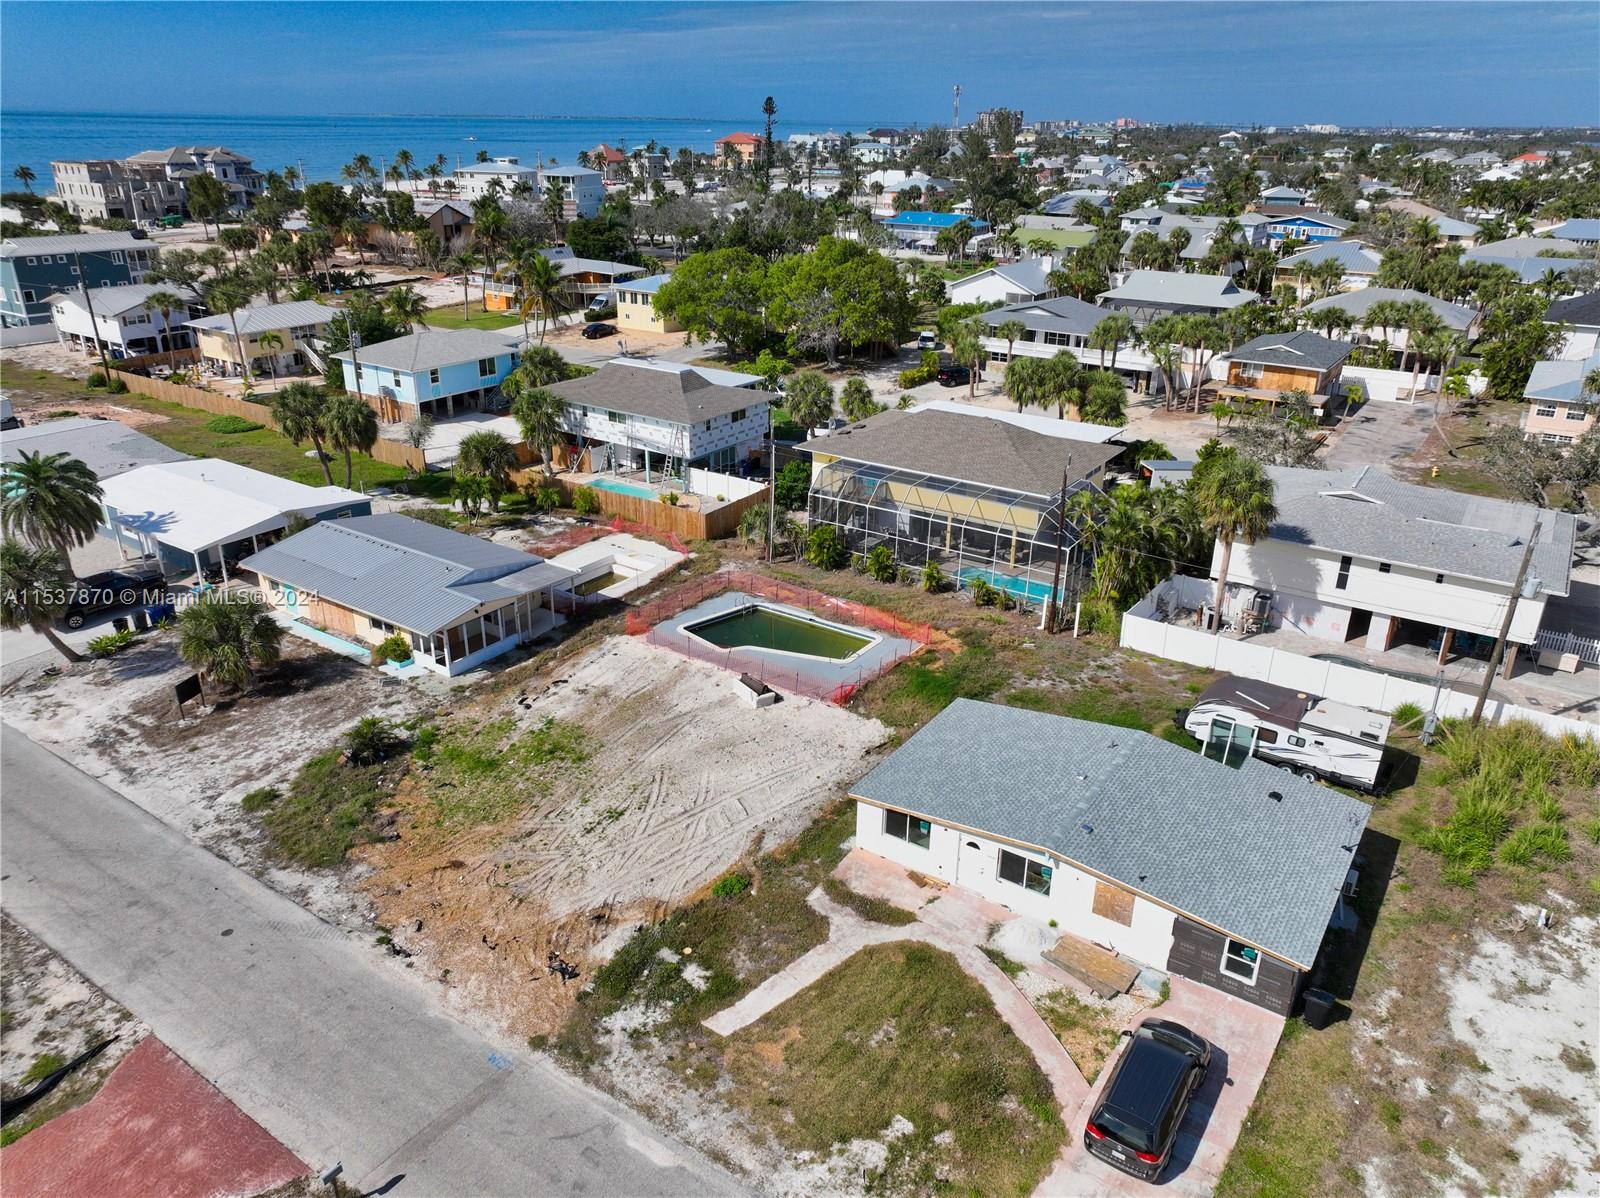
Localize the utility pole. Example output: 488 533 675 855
1471 534 1538 726
765 405 777 562
73 251 113 380
1044 457 1073 633
952 84 962 131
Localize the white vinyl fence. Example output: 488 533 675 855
1537 628 1600 667
1122 580 1599 743
1338 365 1489 405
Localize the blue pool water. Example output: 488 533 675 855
957 567 1056 605
589 477 659 500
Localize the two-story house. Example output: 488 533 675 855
1274 240 1382 297
980 294 1166 393
615 275 680 335
449 157 539 201
539 164 605 220
47 283 198 359
1096 270 1260 327
1546 291 1600 361
1522 350 1598 448
332 327 521 422
1260 210 1353 246
1210 464 1576 676
186 300 338 380
0 231 158 327
1216 330 1353 414
545 361 770 476
713 133 762 168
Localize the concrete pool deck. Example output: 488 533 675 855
647 590 921 702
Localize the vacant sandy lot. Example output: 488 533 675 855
357 634 890 1037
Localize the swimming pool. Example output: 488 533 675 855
957 567 1056 605
684 603 876 661
589 477 659 500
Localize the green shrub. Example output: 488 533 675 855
1421 793 1513 885
805 524 848 570
897 364 938 388
571 485 601 517
711 872 751 898
412 725 438 764
241 786 280 813
660 490 679 506
1497 822 1571 867
865 543 897 583
369 633 412 665
205 414 265 434
774 459 811 511
402 506 458 527
105 376 127 394
896 565 917 586
530 484 563 514
86 627 137 657
922 560 945 592
1390 702 1424 730
85 370 107 388
897 393 916 409
344 716 403 765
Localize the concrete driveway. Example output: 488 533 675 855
1036 977 1285 1197
1321 397 1435 471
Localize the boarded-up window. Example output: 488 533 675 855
1092 880 1135 926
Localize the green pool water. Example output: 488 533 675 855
686 605 873 660
573 570 626 596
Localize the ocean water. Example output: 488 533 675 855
0 110 874 189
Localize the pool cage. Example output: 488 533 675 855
807 460 1097 612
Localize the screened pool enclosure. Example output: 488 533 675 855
806 459 1097 610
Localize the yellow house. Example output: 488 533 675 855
616 274 679 334
185 299 339 378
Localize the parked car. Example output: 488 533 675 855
936 364 970 387
917 331 938 350
1083 1018 1211 1182
61 565 167 630
581 322 617 340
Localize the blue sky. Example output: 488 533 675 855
3 1 1597 128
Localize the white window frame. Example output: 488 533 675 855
1220 938 1261 985
1534 403 1558 418
1565 407 1588 421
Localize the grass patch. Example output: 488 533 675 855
1035 990 1125 1083
260 750 386 868
205 414 265 434
421 717 588 828
1004 685 1154 731
19 1051 67 1085
240 785 280 813
720 941 1064 1196
821 876 917 924
423 305 523 331
980 945 1025 977
865 633 1010 729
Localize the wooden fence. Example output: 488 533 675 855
107 368 427 474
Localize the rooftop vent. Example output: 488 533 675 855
1079 822 1094 834
1268 790 1284 802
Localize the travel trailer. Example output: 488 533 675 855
1182 675 1390 790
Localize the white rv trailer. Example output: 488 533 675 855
1183 675 1390 791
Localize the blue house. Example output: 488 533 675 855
879 210 991 249
0 231 158 327
1262 213 1353 245
331 328 521 421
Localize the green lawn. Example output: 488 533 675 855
423 305 522 331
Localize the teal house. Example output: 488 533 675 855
331 328 521 422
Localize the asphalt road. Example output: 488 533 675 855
0 723 744 1198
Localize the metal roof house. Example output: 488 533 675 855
239 514 576 676
946 258 1058 306
1464 236 1595 285
1274 241 1383 296
1546 291 1600 361
850 698 1370 1014
331 328 523 422
801 407 1118 610
43 283 199 359
1097 270 1260 326
1303 287 1481 349
878 210 991 249
1 231 158 328
1 416 189 480
185 300 339 380
1521 349 1599 448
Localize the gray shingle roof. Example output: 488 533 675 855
40 283 196 317
983 294 1111 338
0 231 152 259
953 258 1053 295
1099 270 1259 311
546 362 762 425
1546 291 1600 328
1304 287 1478 331
187 300 338 337
329 327 516 373
1264 464 1575 597
1276 241 1382 274
237 513 574 635
1 417 190 479
1226 330 1353 372
800 408 1119 497
851 698 1370 968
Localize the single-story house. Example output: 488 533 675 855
332 327 521 422
1522 350 1598 448
1260 211 1353 245
1303 287 1480 350
1546 219 1600 247
98 458 369 579
1546 291 1600 361
615 274 679 335
1097 270 1260 326
1257 185 1313 207
1209 463 1576 672
851 698 1371 1014
1274 241 1382 296
802 406 1118 607
239 514 575 676
1464 236 1595 285
877 211 990 251
545 360 771 477
1 416 188 480
45 283 199 359
186 300 339 380
1215 331 1353 409
946 258 1057 306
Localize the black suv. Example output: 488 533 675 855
62 567 166 630
1084 1018 1211 1181
936 364 970 387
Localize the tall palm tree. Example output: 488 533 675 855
322 391 380 487
176 591 284 694
1043 351 1082 419
200 273 259 385
142 288 187 366
385 285 428 332
1 539 83 662
1086 314 1132 369
1003 355 1047 414
341 216 369 265
255 330 284 380
270 381 335 485
1194 454 1277 629
444 250 478 320
12 164 36 193
1 450 104 563
994 319 1026 367
507 380 567 479
455 430 518 511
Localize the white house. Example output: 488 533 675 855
1546 291 1600 361
852 698 1370 1015
1210 464 1577 673
946 257 1057 305
449 157 539 200
46 283 198 359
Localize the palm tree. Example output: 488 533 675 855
1003 355 1047 414
1079 370 1127 426
455 430 518 511
323 391 379 487
12 164 36 193
1194 454 1277 630
255 330 284 380
522 252 567 343
177 591 284 694
1042 351 1082 419
270 381 335 486
341 216 369 264
785 370 835 432
1 539 83 662
994 319 1026 367
1087 314 1134 369
200 274 259 385
1 450 104 562
142 288 187 366
444 250 478 320
507 381 567 479
386 285 428 332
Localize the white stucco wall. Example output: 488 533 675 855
854 802 1178 970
